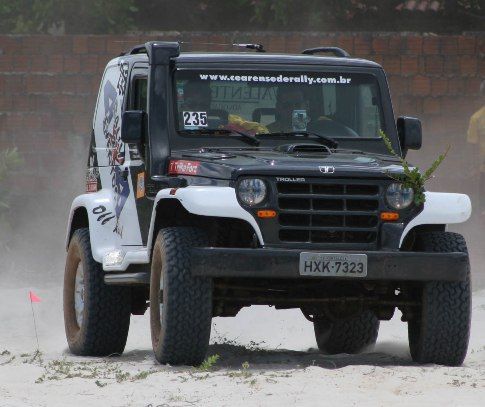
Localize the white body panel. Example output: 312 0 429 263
399 191 472 247
66 190 146 267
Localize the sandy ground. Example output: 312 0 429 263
0 283 484 407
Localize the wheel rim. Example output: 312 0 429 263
74 262 85 328
158 273 163 326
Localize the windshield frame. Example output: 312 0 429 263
167 62 401 156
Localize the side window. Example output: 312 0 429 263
92 63 128 167
132 77 147 111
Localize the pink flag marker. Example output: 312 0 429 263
29 291 41 303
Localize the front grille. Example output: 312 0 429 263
276 179 380 245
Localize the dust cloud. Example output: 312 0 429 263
0 134 88 289
0 108 484 406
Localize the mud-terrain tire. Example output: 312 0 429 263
408 232 471 366
150 227 212 366
313 310 380 354
64 228 131 356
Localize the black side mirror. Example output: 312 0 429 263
121 110 145 144
397 116 422 156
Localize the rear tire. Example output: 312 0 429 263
63 228 131 356
314 310 380 354
408 232 471 366
150 227 212 366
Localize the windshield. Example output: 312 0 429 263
174 69 385 141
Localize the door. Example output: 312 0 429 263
91 59 143 247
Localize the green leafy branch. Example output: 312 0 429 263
379 130 449 205
0 148 23 209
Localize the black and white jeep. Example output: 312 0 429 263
64 42 472 366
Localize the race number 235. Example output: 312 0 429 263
183 111 208 127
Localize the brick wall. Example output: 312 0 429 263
0 32 484 197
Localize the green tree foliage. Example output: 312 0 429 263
0 1 482 34
0 0 137 34
0 148 22 247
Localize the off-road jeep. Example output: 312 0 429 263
64 42 472 366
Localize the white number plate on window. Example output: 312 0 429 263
299 253 367 277
183 111 208 127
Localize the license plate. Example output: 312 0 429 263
299 253 367 277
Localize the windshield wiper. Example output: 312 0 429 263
179 129 260 146
262 131 338 149
335 148 401 161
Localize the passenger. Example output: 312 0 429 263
466 80 485 220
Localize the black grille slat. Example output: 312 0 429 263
279 209 377 216
279 226 377 232
347 199 379 211
277 193 378 200
275 179 381 246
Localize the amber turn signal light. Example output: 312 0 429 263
257 210 277 218
380 212 399 221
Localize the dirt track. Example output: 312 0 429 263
1 285 484 407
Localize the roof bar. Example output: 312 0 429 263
233 43 266 52
302 47 350 58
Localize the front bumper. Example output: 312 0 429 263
191 248 469 282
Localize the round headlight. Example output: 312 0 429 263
237 178 267 206
386 183 414 210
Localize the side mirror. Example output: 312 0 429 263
121 110 145 144
397 116 422 155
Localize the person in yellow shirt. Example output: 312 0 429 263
467 81 485 217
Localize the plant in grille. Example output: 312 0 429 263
379 130 449 204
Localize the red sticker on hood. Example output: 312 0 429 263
168 160 200 176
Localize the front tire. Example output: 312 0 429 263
408 232 471 366
63 228 131 356
314 310 380 354
150 227 212 366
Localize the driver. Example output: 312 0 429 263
182 80 212 111
267 86 309 132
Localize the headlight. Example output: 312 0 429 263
386 183 414 210
237 178 267 206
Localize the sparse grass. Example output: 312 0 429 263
197 354 220 372
0 350 15 366
95 380 107 388
226 361 252 379
31 356 161 386
132 369 157 381
0 355 15 365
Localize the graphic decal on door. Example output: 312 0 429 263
100 61 130 237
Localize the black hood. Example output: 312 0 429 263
170 146 405 180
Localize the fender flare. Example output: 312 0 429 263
399 191 472 247
65 190 118 263
146 186 264 257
